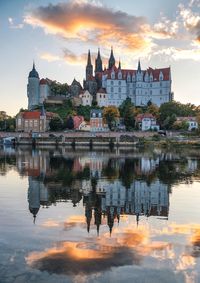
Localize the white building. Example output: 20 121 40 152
80 90 93 106
136 113 160 131
101 62 172 107
96 88 108 107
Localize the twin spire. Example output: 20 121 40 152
86 47 142 77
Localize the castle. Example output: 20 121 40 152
84 48 173 107
27 48 173 110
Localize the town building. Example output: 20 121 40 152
73 115 84 130
16 109 54 133
84 48 172 107
79 90 93 106
176 117 198 131
96 88 108 107
135 113 160 131
90 109 108 132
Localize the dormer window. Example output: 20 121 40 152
93 113 96 118
118 71 122 79
127 74 131 82
159 71 163 81
111 71 115 79
150 73 153 82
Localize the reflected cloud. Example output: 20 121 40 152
26 225 173 275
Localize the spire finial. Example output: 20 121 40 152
87 49 92 66
137 59 141 73
118 58 121 69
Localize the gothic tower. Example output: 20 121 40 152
108 47 115 69
95 48 103 73
86 49 93 80
27 62 40 110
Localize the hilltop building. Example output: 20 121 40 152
84 48 173 107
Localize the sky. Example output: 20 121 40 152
0 0 200 116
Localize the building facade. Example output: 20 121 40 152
16 110 54 132
84 48 173 107
135 113 160 131
90 109 108 132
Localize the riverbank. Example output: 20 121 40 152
0 131 200 147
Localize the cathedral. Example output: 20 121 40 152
84 48 173 107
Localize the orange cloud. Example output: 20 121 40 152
24 1 153 56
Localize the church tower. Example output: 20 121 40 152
86 49 93 80
95 48 103 73
27 62 40 110
108 47 115 69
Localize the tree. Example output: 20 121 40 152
103 106 120 130
160 101 196 128
49 117 63 131
66 116 74 129
147 103 159 118
119 98 135 130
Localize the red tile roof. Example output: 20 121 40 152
135 113 155 122
102 67 170 81
23 112 41 119
40 78 47 85
97 88 106 93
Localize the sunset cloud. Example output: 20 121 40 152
24 0 153 56
24 0 200 65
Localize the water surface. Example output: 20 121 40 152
0 146 200 283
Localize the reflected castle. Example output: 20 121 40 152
0 146 199 235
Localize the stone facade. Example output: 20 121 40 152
16 110 54 133
84 48 172 107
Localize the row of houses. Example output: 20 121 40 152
16 109 198 133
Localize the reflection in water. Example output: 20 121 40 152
0 146 200 281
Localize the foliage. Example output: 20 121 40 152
103 106 120 130
172 120 188 130
0 111 16 131
119 98 135 130
44 100 74 120
77 105 92 121
50 81 69 96
159 101 196 129
49 116 63 131
147 103 159 118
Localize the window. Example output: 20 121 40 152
160 82 162 87
111 87 113 92
18 118 21 126
111 80 114 85
34 120 38 126
118 81 121 85
118 87 121 93
160 89 162 94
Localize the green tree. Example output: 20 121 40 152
103 106 120 130
119 98 135 130
49 116 63 131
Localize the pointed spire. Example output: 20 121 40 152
87 49 92 66
95 48 103 73
137 59 141 73
108 46 115 69
136 213 139 227
118 58 121 70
